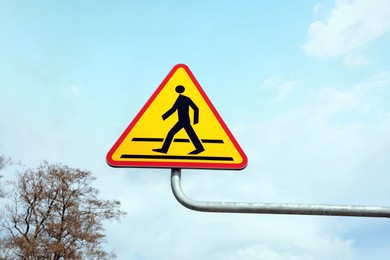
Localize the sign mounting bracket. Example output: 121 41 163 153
171 168 390 218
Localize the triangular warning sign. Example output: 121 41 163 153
106 64 247 170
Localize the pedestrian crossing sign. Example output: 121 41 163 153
106 64 248 170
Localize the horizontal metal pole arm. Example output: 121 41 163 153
171 169 390 218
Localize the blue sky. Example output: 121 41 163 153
1 0 390 259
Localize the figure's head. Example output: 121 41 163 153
175 85 185 93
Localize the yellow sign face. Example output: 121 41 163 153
106 64 247 170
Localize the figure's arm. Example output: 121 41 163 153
189 100 199 124
162 101 177 120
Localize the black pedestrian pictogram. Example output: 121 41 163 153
119 86 234 162
153 85 205 155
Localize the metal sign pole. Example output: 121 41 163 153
171 168 390 218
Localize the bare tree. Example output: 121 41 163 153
0 155 11 198
0 162 126 259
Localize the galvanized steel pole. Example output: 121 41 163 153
171 168 390 218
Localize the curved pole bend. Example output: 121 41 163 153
171 169 390 218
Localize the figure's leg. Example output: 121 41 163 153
184 124 204 155
153 122 183 154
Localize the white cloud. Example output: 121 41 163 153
220 237 355 260
313 87 369 116
313 3 325 15
244 72 390 206
343 52 373 68
302 0 390 67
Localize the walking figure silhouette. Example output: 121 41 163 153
153 85 205 155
